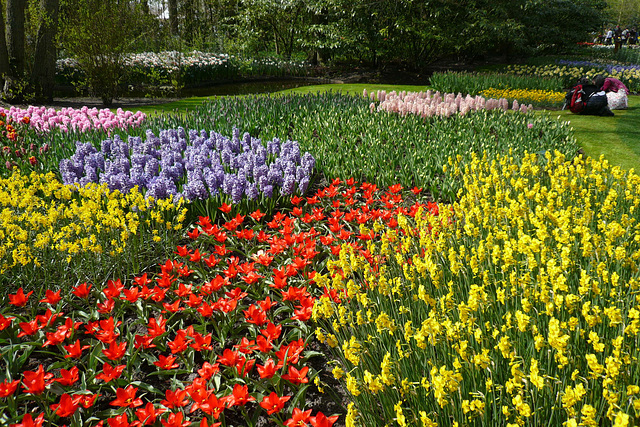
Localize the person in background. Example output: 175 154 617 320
594 74 629 110
614 26 623 52
605 28 613 45
630 28 638 45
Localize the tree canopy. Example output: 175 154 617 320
0 0 616 103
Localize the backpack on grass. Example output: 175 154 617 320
564 84 614 116
566 84 586 113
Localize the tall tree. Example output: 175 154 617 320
181 0 197 45
30 0 59 101
237 0 307 59
59 0 141 105
519 0 606 52
3 0 27 102
605 0 640 25
0 4 9 92
168 0 178 36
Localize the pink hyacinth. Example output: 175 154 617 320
372 90 519 119
0 106 147 133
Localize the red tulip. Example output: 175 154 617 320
134 402 165 426
228 384 254 407
259 392 291 415
72 282 92 298
197 362 220 379
257 358 282 379
160 389 189 408
154 354 180 370
161 411 190 427
106 413 131 427
0 313 15 331
0 379 20 397
54 366 79 386
22 365 49 395
96 362 126 383
102 340 127 361
110 385 143 408
284 408 313 427
39 289 61 304
282 365 309 384
9 288 33 307
50 393 80 418
10 413 45 427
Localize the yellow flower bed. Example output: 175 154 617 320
0 169 186 277
314 152 640 427
480 87 565 106
505 64 640 93
506 64 602 83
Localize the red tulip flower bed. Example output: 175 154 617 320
0 178 438 427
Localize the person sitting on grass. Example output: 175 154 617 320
564 77 614 116
594 74 629 110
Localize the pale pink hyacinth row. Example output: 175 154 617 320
365 89 533 118
0 106 147 133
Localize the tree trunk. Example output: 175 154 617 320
0 4 9 90
31 0 60 102
168 0 179 36
3 0 27 102
308 8 328 66
183 0 196 45
285 5 302 60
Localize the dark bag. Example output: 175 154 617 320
582 92 611 116
564 85 613 116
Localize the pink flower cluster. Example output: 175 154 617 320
0 106 147 133
366 89 533 118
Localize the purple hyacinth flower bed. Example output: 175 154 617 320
59 127 315 203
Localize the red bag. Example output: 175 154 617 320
568 84 585 113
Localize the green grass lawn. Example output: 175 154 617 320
551 95 640 172
128 85 640 173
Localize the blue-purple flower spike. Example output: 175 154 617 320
59 127 315 203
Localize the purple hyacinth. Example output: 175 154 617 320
280 173 296 196
267 138 281 156
58 126 315 203
245 182 259 200
182 170 209 201
231 174 246 204
262 184 274 198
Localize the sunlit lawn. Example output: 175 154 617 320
552 95 640 171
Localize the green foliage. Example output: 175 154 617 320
519 0 607 53
605 0 640 26
611 46 640 65
57 0 150 105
